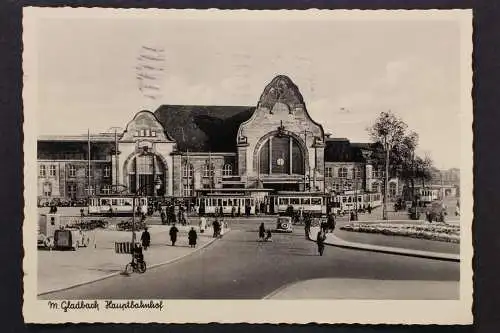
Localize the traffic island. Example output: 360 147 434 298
340 222 460 243
308 227 460 262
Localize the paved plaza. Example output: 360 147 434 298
38 206 461 300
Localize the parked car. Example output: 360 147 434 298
275 216 293 233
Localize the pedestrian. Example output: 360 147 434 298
367 204 372 214
140 227 151 250
304 218 311 239
316 229 326 256
199 216 207 233
188 227 197 248
219 218 225 237
169 224 179 246
327 213 336 233
258 222 265 241
80 208 84 217
212 219 220 238
160 210 166 225
237 205 241 217
231 206 236 218
265 229 273 242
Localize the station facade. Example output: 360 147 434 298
37 75 397 204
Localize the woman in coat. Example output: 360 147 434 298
258 223 266 241
188 227 197 248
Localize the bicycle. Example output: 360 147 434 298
125 256 147 274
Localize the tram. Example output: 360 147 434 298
268 192 327 216
195 194 256 216
331 192 382 213
87 195 148 216
419 188 439 203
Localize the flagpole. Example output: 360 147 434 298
87 129 91 197
209 150 212 193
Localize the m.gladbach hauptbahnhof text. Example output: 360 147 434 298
37 75 458 206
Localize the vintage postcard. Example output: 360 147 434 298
23 8 473 324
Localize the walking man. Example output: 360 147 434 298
140 227 151 250
316 229 326 256
169 224 179 246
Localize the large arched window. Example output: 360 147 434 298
258 135 304 175
127 154 166 196
338 167 348 178
222 164 233 176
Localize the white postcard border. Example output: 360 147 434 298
22 7 473 324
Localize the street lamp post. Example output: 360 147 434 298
354 168 358 221
383 137 390 220
303 130 315 192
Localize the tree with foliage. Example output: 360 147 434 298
367 111 408 219
367 111 435 217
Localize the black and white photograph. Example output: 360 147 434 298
23 8 473 324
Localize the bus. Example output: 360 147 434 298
87 195 148 216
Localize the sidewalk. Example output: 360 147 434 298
309 227 460 262
264 278 459 300
37 225 228 295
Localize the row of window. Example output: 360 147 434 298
41 183 112 197
324 167 385 179
39 165 111 178
182 163 233 178
134 129 157 137
328 182 396 194
325 167 363 179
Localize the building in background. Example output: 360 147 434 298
37 75 398 206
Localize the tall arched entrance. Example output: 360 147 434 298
125 153 167 196
254 132 307 191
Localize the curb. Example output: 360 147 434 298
262 280 304 300
308 229 460 263
38 229 230 297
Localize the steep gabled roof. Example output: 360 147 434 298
154 105 255 152
325 139 375 163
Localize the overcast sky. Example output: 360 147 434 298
31 9 470 169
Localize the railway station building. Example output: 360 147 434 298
37 75 397 205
